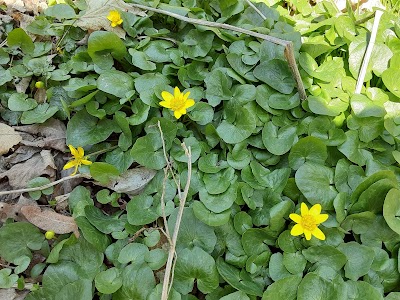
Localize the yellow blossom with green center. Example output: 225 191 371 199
289 203 328 240
63 145 92 176
159 87 195 119
107 10 123 27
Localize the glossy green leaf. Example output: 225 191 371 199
95 267 123 294
7 28 34 53
97 71 134 98
295 163 338 209
66 110 116 147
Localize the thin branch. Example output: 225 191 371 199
160 168 172 241
128 227 148 243
0 174 87 196
157 121 181 198
130 3 307 100
244 0 267 20
355 10 383 94
161 144 192 300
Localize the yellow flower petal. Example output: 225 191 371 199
311 227 326 240
289 213 302 224
159 101 171 109
174 110 183 119
184 99 195 109
161 91 174 103
290 224 304 236
314 214 329 224
68 145 78 157
70 165 78 176
63 160 77 170
77 147 85 158
304 230 312 240
309 203 322 216
81 159 93 165
183 91 190 101
174 86 181 99
300 202 309 216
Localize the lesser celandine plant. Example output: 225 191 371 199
1 0 400 299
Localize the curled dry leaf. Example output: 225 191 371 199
0 194 37 222
75 0 146 39
14 118 66 152
20 205 79 237
0 150 56 189
0 123 22 155
97 167 157 195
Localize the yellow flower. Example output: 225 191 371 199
107 10 123 27
45 230 55 240
289 203 328 241
159 87 195 119
63 145 92 176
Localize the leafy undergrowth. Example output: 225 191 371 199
1 0 400 299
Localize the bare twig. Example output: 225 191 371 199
129 3 307 100
128 227 148 243
244 0 267 20
0 174 88 196
161 144 192 300
160 168 172 240
355 10 383 94
157 121 181 198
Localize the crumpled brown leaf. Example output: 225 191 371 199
0 150 56 189
75 0 146 39
0 0 47 14
20 205 79 237
0 194 37 222
14 118 66 152
97 167 156 195
0 123 22 155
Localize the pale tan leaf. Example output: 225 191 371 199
75 0 146 39
20 205 79 236
14 118 66 151
0 150 56 189
97 167 156 195
0 123 22 155
0 195 37 222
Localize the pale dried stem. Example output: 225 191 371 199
244 0 267 20
157 121 181 198
161 144 192 300
160 168 172 240
355 10 383 94
0 174 88 196
130 3 307 100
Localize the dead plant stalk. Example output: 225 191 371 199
157 122 192 300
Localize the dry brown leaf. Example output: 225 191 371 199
75 0 146 39
0 123 22 155
0 195 38 222
20 205 79 236
15 118 66 152
0 150 56 189
4 145 39 165
0 0 48 14
98 167 156 195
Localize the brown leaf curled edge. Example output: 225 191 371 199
20 205 79 237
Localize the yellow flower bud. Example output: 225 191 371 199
35 81 45 89
45 230 55 240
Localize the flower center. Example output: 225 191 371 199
301 215 317 231
170 95 185 111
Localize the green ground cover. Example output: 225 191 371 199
1 0 400 299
